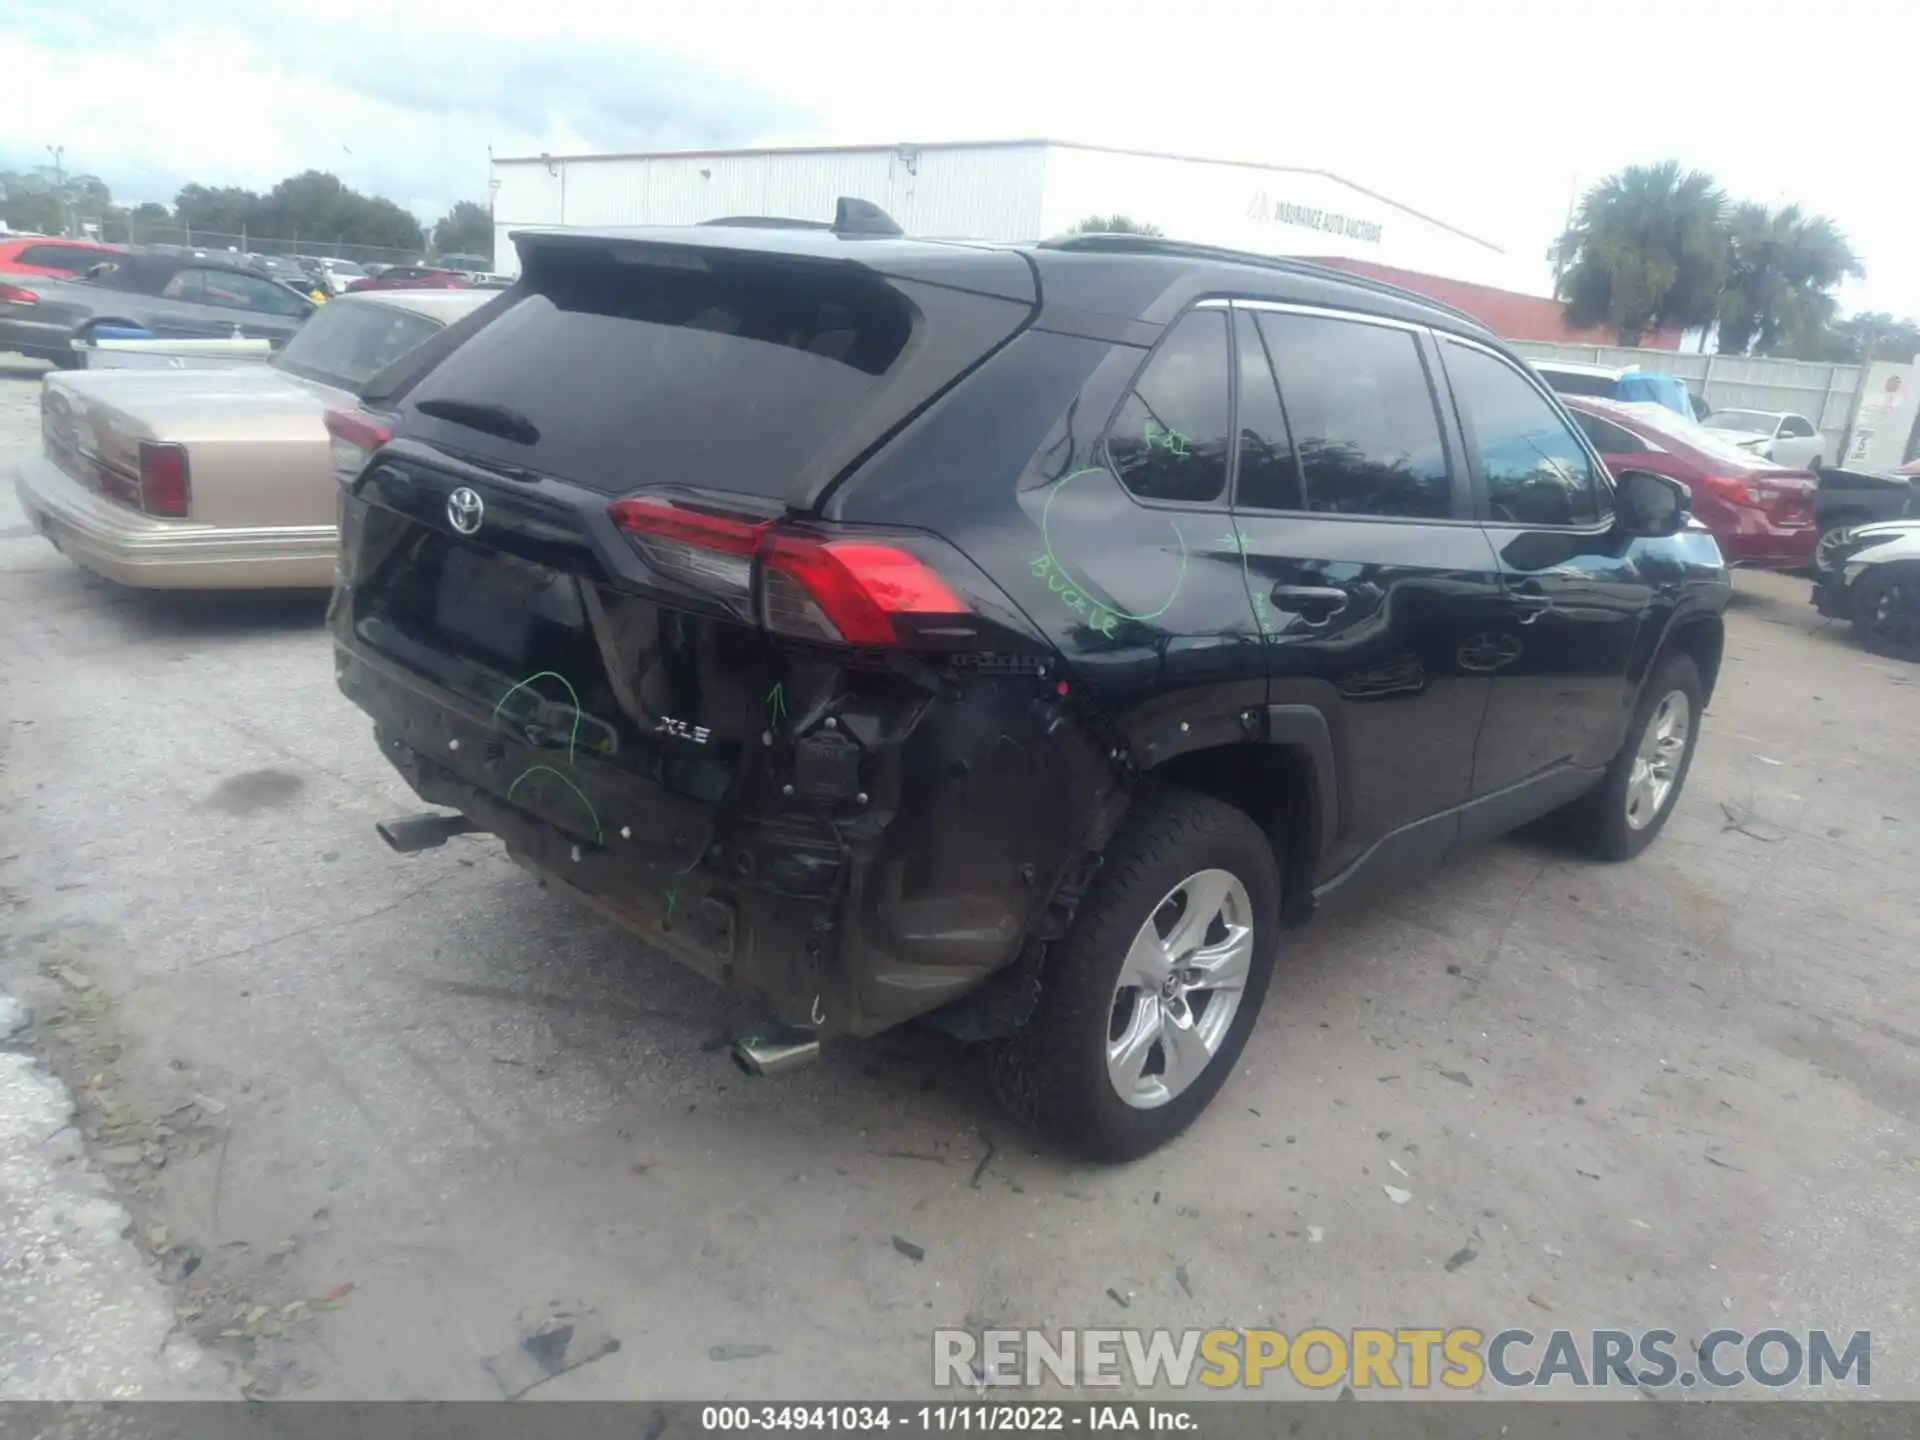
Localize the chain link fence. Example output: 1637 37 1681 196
86 219 430 268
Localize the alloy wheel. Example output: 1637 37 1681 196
1625 689 1690 831
1106 869 1253 1109
1815 524 1859 576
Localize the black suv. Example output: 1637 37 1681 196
325 205 1730 1160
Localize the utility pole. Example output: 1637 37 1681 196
46 145 67 237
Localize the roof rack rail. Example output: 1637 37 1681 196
1036 233 1490 332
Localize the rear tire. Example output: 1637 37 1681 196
1851 563 1920 660
990 784 1280 1162
1560 651 1703 862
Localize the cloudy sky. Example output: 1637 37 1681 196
5 0 1915 315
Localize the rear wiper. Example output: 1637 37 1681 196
414 397 540 445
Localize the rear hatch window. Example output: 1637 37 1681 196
396 249 916 500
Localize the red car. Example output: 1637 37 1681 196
344 265 468 293
0 237 125 278
1564 395 1816 568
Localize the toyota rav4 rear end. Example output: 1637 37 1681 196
327 221 1117 1043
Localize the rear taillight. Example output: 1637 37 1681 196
609 495 769 597
0 281 38 304
1701 474 1768 506
609 495 970 647
137 441 190 518
760 536 967 646
324 407 391 485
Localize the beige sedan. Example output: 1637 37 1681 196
12 288 489 589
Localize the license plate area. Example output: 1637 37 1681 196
435 544 538 664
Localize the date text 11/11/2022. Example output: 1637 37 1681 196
701 1405 1198 1432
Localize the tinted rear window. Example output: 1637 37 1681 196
400 250 915 497
275 299 442 392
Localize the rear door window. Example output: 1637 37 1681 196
16 244 109 273
399 249 915 499
275 300 441 392
1105 310 1231 504
1444 339 1605 527
1254 311 1453 519
1571 411 1657 455
160 270 207 303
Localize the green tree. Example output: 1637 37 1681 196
0 168 66 233
1069 214 1164 236
1714 202 1864 356
255 171 425 251
173 182 263 238
1552 162 1729 344
430 200 493 262
173 172 424 252
1794 311 1920 365
2 166 118 237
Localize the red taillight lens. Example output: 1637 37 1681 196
1699 474 1754 504
607 494 971 647
137 441 191 517
0 281 39 304
324 407 391 485
760 535 968 647
610 496 770 597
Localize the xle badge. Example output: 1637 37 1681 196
656 716 711 744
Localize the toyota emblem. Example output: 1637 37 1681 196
446 486 484 535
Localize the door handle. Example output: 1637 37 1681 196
1507 584 1553 625
1270 585 1349 625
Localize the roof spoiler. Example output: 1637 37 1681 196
696 197 905 239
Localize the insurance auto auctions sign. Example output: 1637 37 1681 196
1247 191 1384 244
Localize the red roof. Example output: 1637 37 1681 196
1307 257 1682 350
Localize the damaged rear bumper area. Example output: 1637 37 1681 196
339 641 849 1029
333 634 1118 1041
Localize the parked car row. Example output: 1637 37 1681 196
9 209 1734 1159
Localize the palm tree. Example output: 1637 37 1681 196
1069 215 1163 237
1715 203 1864 355
1552 162 1729 344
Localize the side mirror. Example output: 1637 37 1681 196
1615 469 1689 538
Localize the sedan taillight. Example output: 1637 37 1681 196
0 281 39 305
138 442 191 518
323 408 392 485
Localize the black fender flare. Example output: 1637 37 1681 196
1634 597 1727 703
1117 681 1340 865
1265 703 1339 864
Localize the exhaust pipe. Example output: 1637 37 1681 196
377 811 479 853
730 1025 821 1077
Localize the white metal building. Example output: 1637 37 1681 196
489 139 1522 290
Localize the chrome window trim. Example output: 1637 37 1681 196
1226 297 1426 335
